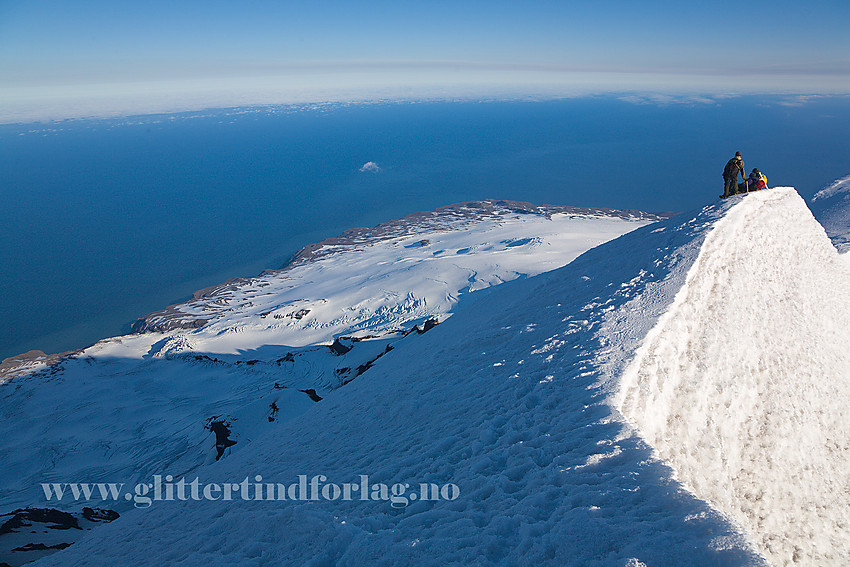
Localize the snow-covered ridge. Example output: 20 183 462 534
618 187 850 565
813 174 850 201
0 350 74 384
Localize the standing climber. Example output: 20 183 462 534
721 152 745 198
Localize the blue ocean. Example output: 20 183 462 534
1 96 849 360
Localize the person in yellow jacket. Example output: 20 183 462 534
745 168 768 192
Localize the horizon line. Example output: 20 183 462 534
2 84 849 126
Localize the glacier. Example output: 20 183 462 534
810 174 850 254
1 186 850 566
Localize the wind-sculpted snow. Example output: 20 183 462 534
618 188 850 565
33 197 773 566
810 174 850 254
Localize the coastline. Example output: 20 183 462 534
130 199 669 334
2 199 669 380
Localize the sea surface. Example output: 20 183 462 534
2 96 849 360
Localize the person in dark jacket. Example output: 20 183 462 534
721 152 745 198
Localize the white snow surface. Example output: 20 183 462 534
22 195 761 567
3 186 850 565
132 207 650 358
617 187 850 565
811 174 850 253
0 209 651 510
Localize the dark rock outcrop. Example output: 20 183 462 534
81 508 119 523
0 509 80 535
0 506 118 565
328 338 353 356
406 318 439 336
298 389 323 402
12 542 71 552
205 418 237 461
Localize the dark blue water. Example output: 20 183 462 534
2 96 849 360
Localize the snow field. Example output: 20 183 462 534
146 212 648 357
810 174 850 254
618 188 850 565
35 196 766 566
8 186 850 565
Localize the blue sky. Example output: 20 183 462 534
1 0 848 121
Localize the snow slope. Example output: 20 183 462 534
617 187 850 565
4 187 850 566
0 203 659 565
30 196 774 566
810 174 850 254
